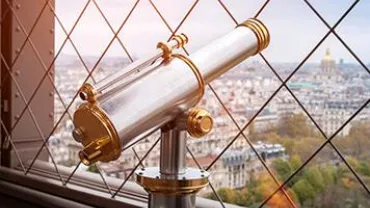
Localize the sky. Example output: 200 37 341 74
54 0 370 64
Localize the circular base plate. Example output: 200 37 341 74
135 167 209 195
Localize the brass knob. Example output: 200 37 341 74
187 108 213 138
72 127 84 142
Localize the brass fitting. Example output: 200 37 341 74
136 167 209 195
171 33 188 48
73 103 121 165
79 136 111 166
186 108 213 138
79 83 98 103
157 33 189 61
237 18 270 54
157 42 173 61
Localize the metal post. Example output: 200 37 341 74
159 123 187 175
149 193 196 208
149 123 193 208
136 117 210 208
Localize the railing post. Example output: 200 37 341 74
0 0 55 167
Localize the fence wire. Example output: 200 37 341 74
1 0 369 207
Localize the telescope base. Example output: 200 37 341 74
135 167 209 208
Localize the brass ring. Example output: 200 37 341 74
237 18 270 54
136 167 209 195
157 41 172 60
171 36 184 48
249 18 270 51
171 33 189 48
172 54 205 104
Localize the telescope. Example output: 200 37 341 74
72 18 269 208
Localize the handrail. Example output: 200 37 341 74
0 161 244 208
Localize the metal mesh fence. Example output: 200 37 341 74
1 0 370 207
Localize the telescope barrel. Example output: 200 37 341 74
73 18 269 165
191 19 269 83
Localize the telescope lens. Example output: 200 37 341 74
79 91 87 101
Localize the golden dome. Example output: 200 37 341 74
323 48 332 61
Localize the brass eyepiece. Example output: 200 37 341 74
79 137 111 166
238 18 270 54
187 108 213 138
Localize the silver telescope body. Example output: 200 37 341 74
72 18 269 165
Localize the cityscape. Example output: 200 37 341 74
50 48 370 207
0 1 368 207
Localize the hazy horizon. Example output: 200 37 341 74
55 51 370 66
54 0 370 64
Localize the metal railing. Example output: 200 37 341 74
1 0 369 207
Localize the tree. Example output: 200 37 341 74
338 122 370 159
268 189 299 208
358 161 370 176
292 179 316 205
208 159 370 207
346 156 360 171
234 189 252 206
272 159 292 181
320 166 335 186
289 137 322 163
277 113 315 138
303 167 325 193
216 188 236 203
290 155 302 170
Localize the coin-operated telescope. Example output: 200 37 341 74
72 18 269 208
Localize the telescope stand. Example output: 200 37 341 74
136 110 211 208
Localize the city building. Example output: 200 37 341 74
188 141 287 195
314 48 343 82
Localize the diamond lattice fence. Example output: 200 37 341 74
1 0 370 207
